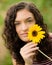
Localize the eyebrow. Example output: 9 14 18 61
25 17 34 21
14 17 34 23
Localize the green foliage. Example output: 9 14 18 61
2 56 12 65
0 15 4 26
0 51 12 65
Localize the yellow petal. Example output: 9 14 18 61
28 24 45 44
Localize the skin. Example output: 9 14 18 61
14 9 36 42
14 9 39 65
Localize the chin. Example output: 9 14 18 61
21 39 30 43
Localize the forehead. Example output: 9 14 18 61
15 9 34 21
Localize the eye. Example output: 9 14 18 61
27 19 33 22
14 22 20 26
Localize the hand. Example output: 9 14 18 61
20 42 39 65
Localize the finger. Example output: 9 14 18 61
21 44 38 52
23 42 38 49
24 47 39 54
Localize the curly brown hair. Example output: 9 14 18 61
2 2 52 65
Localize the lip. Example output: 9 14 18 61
20 33 28 37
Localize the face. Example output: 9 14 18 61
14 9 36 42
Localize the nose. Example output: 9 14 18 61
21 23 28 31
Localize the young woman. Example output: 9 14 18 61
3 2 52 65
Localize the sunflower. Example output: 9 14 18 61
28 24 45 43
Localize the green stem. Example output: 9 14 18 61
38 49 52 61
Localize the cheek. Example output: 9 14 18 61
28 23 35 28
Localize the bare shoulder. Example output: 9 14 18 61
11 52 21 65
12 56 17 65
49 32 52 42
49 32 52 38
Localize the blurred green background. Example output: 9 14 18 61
0 0 52 65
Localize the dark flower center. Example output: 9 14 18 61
32 31 37 36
